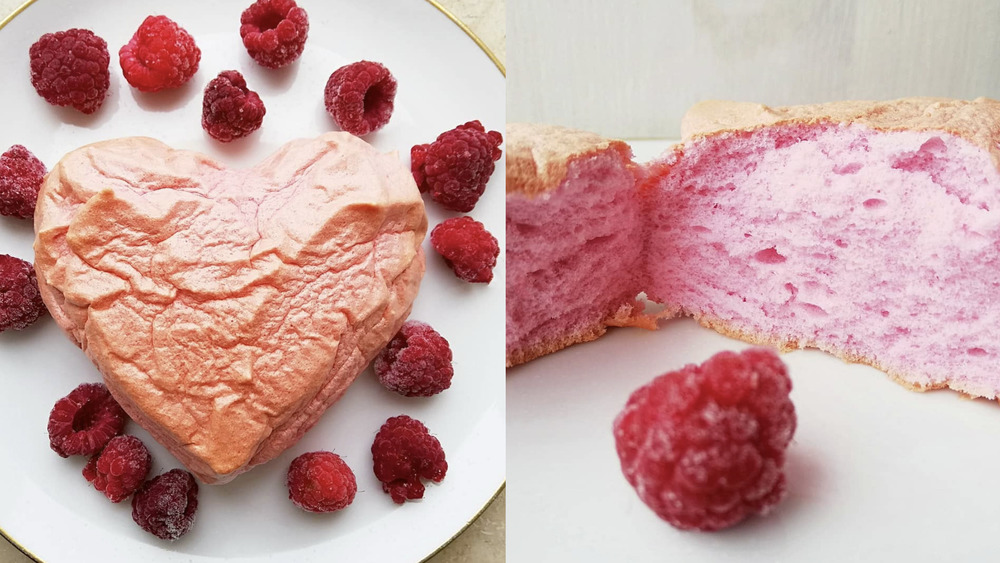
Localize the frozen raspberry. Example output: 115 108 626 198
201 70 266 142
286 451 357 513
0 254 46 332
372 415 447 504
324 61 397 136
411 121 503 212
83 435 152 503
374 321 453 397
240 0 309 69
613 348 797 531
430 216 499 284
119 15 201 93
47 382 127 458
0 145 46 219
131 469 199 541
28 28 110 114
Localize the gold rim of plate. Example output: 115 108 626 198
0 0 506 561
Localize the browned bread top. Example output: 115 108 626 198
681 97 1000 167
506 122 633 198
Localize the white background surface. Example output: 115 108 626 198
0 1 504 562
508 0 1000 138
506 140 1000 562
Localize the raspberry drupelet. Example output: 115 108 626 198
28 28 110 114
119 15 201 92
201 70 266 142
0 145 46 219
287 451 357 513
374 321 454 397
613 348 797 531
324 61 397 136
131 469 199 540
0 254 46 333
430 216 500 284
47 382 127 458
83 435 152 503
372 415 448 504
411 121 503 212
240 0 309 69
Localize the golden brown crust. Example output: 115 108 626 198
506 301 654 368
681 97 1000 169
506 323 607 369
506 122 633 198
690 312 953 394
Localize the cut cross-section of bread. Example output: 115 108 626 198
507 97 1000 400
505 123 651 368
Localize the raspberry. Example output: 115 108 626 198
47 382 127 458
240 0 309 69
411 121 503 212
201 70 266 142
83 435 152 503
430 216 499 284
28 28 110 114
0 254 46 332
0 145 46 219
371 415 447 504
613 348 797 531
119 15 201 93
323 61 397 136
374 321 454 397
286 451 357 513
131 469 199 541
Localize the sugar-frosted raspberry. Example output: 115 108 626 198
131 469 199 540
83 435 152 503
201 70 266 142
430 216 499 284
240 0 309 69
613 348 797 531
324 61 397 136
29 28 110 114
0 145 46 219
47 382 127 458
411 121 503 212
374 321 453 397
119 15 201 93
372 415 447 504
287 451 357 513
0 254 46 332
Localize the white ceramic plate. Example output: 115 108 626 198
507 140 1000 562
0 1 504 562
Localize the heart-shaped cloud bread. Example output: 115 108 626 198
33 133 426 483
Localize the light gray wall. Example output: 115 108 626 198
507 0 1000 138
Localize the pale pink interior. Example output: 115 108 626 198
644 123 1000 397
506 154 643 358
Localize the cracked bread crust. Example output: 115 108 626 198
34 134 426 483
